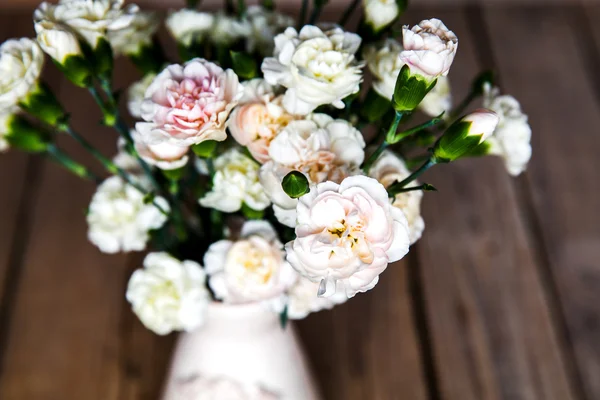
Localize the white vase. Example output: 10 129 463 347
161 302 322 400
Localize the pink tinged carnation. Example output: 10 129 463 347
400 18 458 79
136 58 243 147
285 176 410 298
131 129 189 171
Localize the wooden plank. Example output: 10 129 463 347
484 5 600 399
0 52 131 399
406 7 577 400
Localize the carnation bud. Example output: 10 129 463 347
392 65 438 112
282 171 309 199
433 109 498 162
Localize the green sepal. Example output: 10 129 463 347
18 82 65 126
433 120 483 163
162 166 186 181
392 65 437 113
279 305 289 329
192 140 218 158
143 192 156 205
471 70 495 95
5 115 51 153
360 88 392 123
282 171 309 199
241 203 265 220
92 37 114 82
129 39 165 75
54 55 93 88
463 140 492 157
422 183 437 191
230 51 257 80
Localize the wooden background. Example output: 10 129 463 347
1 1 600 399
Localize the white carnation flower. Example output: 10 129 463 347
200 148 270 213
0 38 44 109
262 25 363 115
34 0 138 49
363 38 404 100
259 115 365 227
131 129 189 171
107 10 159 56
126 73 156 119
34 19 83 64
244 6 294 55
419 76 451 117
211 12 251 46
483 84 532 176
369 150 425 244
363 0 399 32
204 220 297 308
86 176 169 253
165 9 214 47
286 277 347 320
126 252 210 335
285 176 410 298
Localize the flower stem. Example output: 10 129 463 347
298 0 308 28
237 0 246 18
387 158 437 195
362 111 403 173
448 90 478 122
389 113 445 144
339 0 361 27
46 144 100 183
309 3 324 24
391 183 437 194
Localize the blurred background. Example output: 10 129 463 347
1 0 600 399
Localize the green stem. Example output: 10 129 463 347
391 183 436 194
298 0 308 28
339 0 360 27
389 114 444 144
309 4 324 24
237 0 246 18
62 125 168 215
448 91 478 122
362 111 403 173
387 158 437 195
46 144 100 183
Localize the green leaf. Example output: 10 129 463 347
192 140 218 158
396 0 408 13
230 51 258 80
360 88 392 123
241 203 264 220
282 171 309 199
422 183 437 191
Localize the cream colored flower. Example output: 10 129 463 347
286 276 347 320
363 38 404 100
200 148 270 213
262 25 363 115
107 10 159 56
131 129 189 171
177 375 280 400
285 176 410 297
258 115 365 227
483 84 532 176
34 19 83 64
87 176 169 253
228 79 298 164
165 9 214 47
363 0 399 32
419 76 451 117
34 0 138 49
0 38 44 109
211 12 251 46
127 73 156 119
244 6 294 55
369 150 424 244
400 18 458 80
126 252 210 335
136 58 243 146
204 221 296 307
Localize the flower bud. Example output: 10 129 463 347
35 21 93 87
433 109 498 162
392 64 438 112
3 113 52 153
363 0 406 33
18 82 65 126
282 170 309 199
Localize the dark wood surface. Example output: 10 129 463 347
1 4 598 400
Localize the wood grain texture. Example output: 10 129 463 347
407 7 577 400
484 6 600 400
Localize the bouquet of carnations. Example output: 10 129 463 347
0 0 532 336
